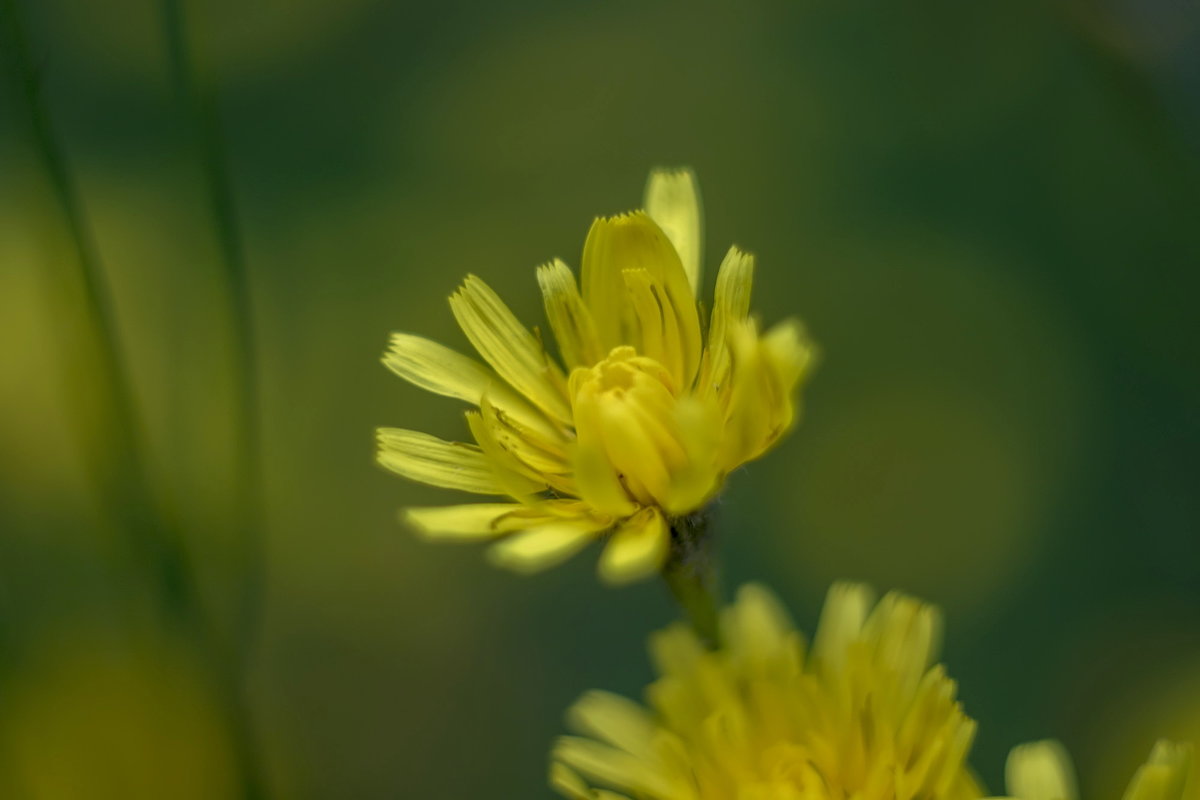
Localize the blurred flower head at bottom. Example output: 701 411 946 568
551 582 980 800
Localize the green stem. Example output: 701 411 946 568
662 511 723 648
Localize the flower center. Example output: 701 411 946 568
568 347 689 508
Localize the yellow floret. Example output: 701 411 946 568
379 168 815 584
550 582 982 800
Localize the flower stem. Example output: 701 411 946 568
662 510 723 648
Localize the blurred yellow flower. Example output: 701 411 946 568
1007 740 1193 800
379 169 814 583
550 582 981 800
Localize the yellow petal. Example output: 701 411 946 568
487 522 601 574
404 503 532 540
662 396 722 515
643 167 703 292
580 212 701 383
622 268 688 389
549 763 591 800
647 624 706 683
538 259 604 369
598 508 669 585
723 583 798 672
571 441 637 518
382 332 558 439
864 591 942 700
376 428 503 494
699 246 754 396
550 764 611 800
760 317 817 432
549 762 632 800
1007 741 1078 800
449 275 571 423
465 409 547 498
594 398 672 506
553 736 676 798
1123 742 1194 800
718 317 814 468
478 394 571 477
568 690 658 754
812 582 873 669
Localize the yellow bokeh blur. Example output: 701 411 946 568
0 630 239 799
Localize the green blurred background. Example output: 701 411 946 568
2 0 1199 797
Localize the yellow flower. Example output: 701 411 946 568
1006 740 1193 800
379 169 814 583
550 582 982 800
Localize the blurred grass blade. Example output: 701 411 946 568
160 3 269 797
0 0 198 611
161 0 266 664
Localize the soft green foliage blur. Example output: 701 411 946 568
1 0 1199 797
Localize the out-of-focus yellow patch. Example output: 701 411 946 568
0 631 240 799
1086 654 1200 800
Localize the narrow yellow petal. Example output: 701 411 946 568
597 508 669 585
760 317 817 432
550 764 627 800
647 628 707 695
723 583 799 672
550 762 632 800
622 268 687 389
580 212 701 383
382 333 492 400
812 582 873 668
1007 741 1078 800
718 317 815 468
621 269 665 368
376 428 503 494
553 736 677 798
699 246 754 395
487 522 601 574
479 395 571 477
382 332 558 439
449 275 572 423
404 503 532 540
568 690 659 754
550 763 593 800
643 167 703 292
538 259 604 369
465 409 547 498
864 591 942 699
1123 742 1194 800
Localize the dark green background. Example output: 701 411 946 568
2 0 1198 797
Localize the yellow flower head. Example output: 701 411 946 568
1006 740 1194 800
550 582 982 800
379 169 814 583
